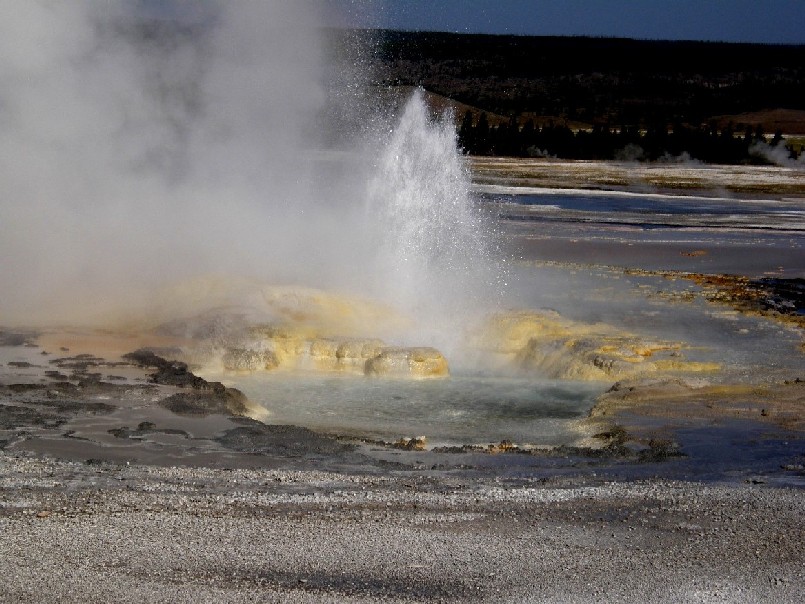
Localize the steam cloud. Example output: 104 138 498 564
0 1 349 324
749 140 805 169
0 1 501 346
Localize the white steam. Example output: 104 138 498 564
0 1 334 323
0 1 503 349
749 141 805 169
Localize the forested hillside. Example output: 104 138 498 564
330 30 805 162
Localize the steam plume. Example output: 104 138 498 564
0 1 503 359
0 1 338 324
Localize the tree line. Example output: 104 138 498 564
365 30 805 131
457 112 798 164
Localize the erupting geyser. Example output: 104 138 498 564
367 89 505 358
0 1 504 375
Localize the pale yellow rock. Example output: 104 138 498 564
475 310 578 353
221 348 280 372
364 347 449 378
226 331 391 374
249 325 309 368
477 309 719 381
336 339 385 361
309 338 340 359
653 359 721 373
333 339 387 373
305 338 380 372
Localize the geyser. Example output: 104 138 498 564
0 1 504 368
366 89 505 356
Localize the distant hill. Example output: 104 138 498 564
370 85 591 131
333 30 805 134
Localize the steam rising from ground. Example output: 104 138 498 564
0 1 502 355
1 1 322 321
749 140 805 169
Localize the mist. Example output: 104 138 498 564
0 1 502 354
0 2 320 322
749 140 805 169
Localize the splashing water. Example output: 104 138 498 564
366 90 505 358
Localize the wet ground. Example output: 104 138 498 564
2 160 804 486
1 314 802 487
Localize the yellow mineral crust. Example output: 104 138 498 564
475 309 719 381
308 337 386 373
145 276 409 340
364 347 449 378
223 332 449 378
588 378 805 432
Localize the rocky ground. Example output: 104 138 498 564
1 450 803 603
0 325 803 602
470 157 805 198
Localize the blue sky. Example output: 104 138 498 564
334 0 805 44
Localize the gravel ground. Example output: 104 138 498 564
1 451 802 603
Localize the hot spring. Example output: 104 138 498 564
3 2 800 449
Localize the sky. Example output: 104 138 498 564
334 0 805 44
